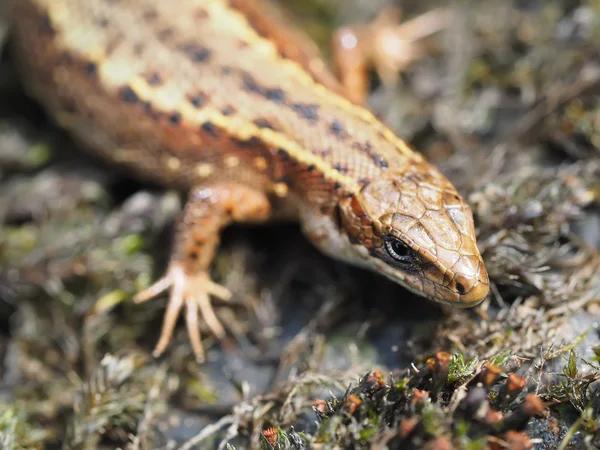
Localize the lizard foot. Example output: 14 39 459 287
134 263 232 362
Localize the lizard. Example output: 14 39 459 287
9 0 490 361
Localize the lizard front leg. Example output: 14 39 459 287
134 183 271 361
331 6 449 103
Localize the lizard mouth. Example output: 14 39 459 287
372 259 489 307
420 277 489 308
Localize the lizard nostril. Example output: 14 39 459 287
456 282 466 295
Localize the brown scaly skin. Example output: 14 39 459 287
9 0 490 360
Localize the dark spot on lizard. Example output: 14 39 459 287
329 120 346 139
188 92 209 108
354 141 389 169
221 106 236 116
234 136 262 147
265 88 286 103
332 164 349 174
276 148 290 160
85 62 98 77
201 122 219 137
142 71 162 86
168 112 182 125
241 72 286 103
371 153 389 169
291 103 319 121
242 73 261 93
180 43 212 63
307 164 316 173
120 86 139 103
253 118 276 130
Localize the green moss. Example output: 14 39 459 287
448 353 479 384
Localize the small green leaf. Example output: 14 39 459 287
115 234 144 255
564 349 578 379
94 289 128 314
489 350 512 367
448 353 479 383
26 142 53 166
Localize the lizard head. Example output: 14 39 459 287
338 164 489 307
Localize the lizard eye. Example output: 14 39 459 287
384 236 417 268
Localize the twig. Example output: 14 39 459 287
178 415 234 450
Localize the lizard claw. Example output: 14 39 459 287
134 264 232 361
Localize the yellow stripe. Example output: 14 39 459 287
129 76 362 192
48 0 415 173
